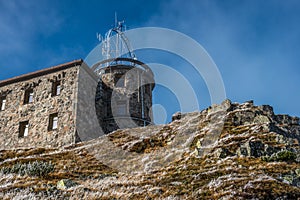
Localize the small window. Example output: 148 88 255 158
116 101 126 115
115 75 125 87
24 89 34 104
19 121 29 138
0 96 6 111
52 81 61 96
48 113 58 131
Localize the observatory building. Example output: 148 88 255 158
0 22 155 149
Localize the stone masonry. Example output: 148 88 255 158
0 58 155 149
0 60 102 149
94 58 155 134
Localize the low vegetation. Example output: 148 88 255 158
1 161 54 177
262 150 297 162
0 101 299 199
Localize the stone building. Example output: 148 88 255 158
0 60 98 149
91 21 155 134
0 58 154 149
0 22 155 150
94 57 155 134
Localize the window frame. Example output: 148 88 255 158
52 81 61 96
0 96 6 111
48 113 58 131
19 121 29 138
116 100 127 116
24 88 34 104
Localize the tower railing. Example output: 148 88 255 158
91 57 154 78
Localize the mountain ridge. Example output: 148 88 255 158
0 99 299 199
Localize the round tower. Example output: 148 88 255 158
92 22 155 134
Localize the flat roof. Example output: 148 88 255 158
0 59 83 87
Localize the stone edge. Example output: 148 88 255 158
0 59 83 87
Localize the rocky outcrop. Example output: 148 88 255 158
0 100 299 199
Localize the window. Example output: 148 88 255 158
116 101 126 115
52 81 61 96
0 96 6 111
24 89 34 104
48 113 58 131
115 74 125 87
19 121 29 138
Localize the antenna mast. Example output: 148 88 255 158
115 12 118 27
98 17 136 67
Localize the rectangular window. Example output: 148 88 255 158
0 97 6 111
56 84 61 95
19 121 29 138
115 75 125 87
52 81 61 96
116 101 126 115
24 89 34 104
48 113 58 131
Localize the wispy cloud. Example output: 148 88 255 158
0 1 64 76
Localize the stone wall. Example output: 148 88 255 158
96 65 155 134
0 64 80 149
0 59 156 149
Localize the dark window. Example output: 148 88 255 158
52 81 61 96
24 89 34 104
48 113 58 131
19 121 29 138
115 74 125 87
0 96 6 111
116 101 126 115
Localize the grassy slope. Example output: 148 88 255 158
0 101 299 199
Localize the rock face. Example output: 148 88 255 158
0 100 299 199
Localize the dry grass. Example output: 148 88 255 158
0 103 299 199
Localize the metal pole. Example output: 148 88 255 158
141 71 145 126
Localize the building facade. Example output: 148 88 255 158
0 60 101 149
0 22 155 149
94 58 155 134
0 58 155 149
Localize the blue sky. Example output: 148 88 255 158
0 0 299 124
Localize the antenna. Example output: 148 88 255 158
96 33 102 42
115 12 118 27
96 18 137 66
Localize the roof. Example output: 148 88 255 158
0 59 83 87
